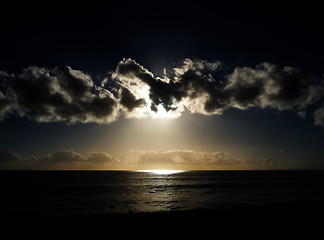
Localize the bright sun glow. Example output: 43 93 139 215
138 169 184 175
150 105 181 119
129 82 181 119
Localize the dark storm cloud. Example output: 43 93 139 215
0 66 118 123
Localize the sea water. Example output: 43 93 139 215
1 170 324 218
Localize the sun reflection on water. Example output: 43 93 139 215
136 169 184 175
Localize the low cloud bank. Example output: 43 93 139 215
0 149 306 170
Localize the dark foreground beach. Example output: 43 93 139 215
4 201 324 239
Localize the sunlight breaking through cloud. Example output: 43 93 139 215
0 58 323 126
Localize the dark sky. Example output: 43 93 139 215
0 1 324 170
2 1 323 72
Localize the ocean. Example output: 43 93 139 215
1 170 324 219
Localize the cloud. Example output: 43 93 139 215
225 63 323 111
0 92 12 120
138 150 241 165
0 59 323 126
119 87 145 112
245 158 285 166
113 59 324 125
135 150 298 169
114 58 183 113
37 149 85 163
86 151 117 164
0 149 310 170
0 72 15 119
0 149 22 163
0 66 118 123
0 149 118 169
35 150 117 165
0 149 245 169
0 149 22 169
113 58 225 116
314 106 324 127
